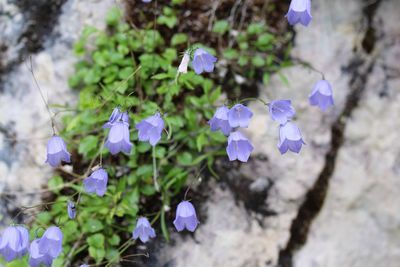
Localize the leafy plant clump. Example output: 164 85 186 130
12 2 293 266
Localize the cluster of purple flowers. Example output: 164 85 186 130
0 225 63 266
209 104 254 162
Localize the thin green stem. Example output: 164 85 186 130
152 146 160 191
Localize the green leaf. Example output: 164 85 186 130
48 176 64 194
196 133 207 152
89 247 106 264
78 135 99 158
83 219 104 233
223 48 239 60
212 20 229 34
177 152 192 165
106 7 122 26
247 22 266 35
171 33 188 46
87 233 105 248
252 56 265 67
108 234 121 246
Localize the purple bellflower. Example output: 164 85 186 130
105 121 133 155
46 135 71 167
226 131 254 162
228 104 253 128
269 100 296 125
286 0 312 26
28 239 54 267
80 265 89 267
132 217 156 243
192 48 217 74
38 226 63 259
173 201 199 232
208 106 232 136
178 52 190 74
84 168 108 197
135 112 165 146
278 122 306 154
0 226 29 262
103 108 129 128
67 201 76 219
142 0 152 2
309 80 334 111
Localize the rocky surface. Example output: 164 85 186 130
0 0 117 224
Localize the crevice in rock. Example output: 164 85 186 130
277 1 382 266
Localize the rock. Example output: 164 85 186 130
0 0 117 225
294 1 400 266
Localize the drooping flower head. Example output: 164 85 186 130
67 201 76 219
105 121 133 155
103 108 129 128
0 226 29 262
226 131 254 162
38 226 63 259
142 0 152 2
80 265 89 267
228 104 253 128
132 217 156 243
269 100 296 125
286 0 312 26
278 122 306 154
192 48 217 74
135 112 165 146
173 201 199 232
309 80 334 111
28 239 54 267
46 136 71 167
84 168 108 197
178 52 190 74
208 106 232 136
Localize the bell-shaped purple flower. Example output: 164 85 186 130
28 239 54 267
0 226 29 262
309 80 334 111
80 265 89 267
226 131 254 162
84 168 108 197
208 106 232 136
103 108 129 128
173 201 199 232
67 201 76 219
269 100 296 125
105 121 133 155
228 104 253 128
46 135 71 167
286 0 312 26
135 112 165 146
278 122 306 154
38 226 63 259
192 48 217 74
132 217 156 243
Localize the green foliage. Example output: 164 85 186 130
31 6 226 266
20 2 292 265
212 20 292 87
